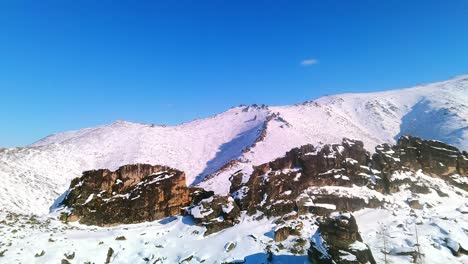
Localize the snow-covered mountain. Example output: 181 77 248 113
1 75 467 215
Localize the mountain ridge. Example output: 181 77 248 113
1 75 467 215
30 74 468 147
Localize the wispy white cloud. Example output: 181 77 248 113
301 59 318 66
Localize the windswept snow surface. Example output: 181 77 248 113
1 75 468 214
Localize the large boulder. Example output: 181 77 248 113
59 164 191 226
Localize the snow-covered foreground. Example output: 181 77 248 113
356 176 468 264
0 211 315 264
1 169 467 263
0 74 467 216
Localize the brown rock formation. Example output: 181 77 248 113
233 138 379 217
372 136 468 192
232 136 467 218
60 164 191 226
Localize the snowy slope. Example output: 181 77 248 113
0 106 269 214
1 75 468 215
201 75 468 193
247 74 468 166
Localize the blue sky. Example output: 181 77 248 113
1 1 467 147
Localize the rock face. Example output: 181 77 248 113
232 138 382 217
372 136 468 191
231 136 467 219
308 213 376 264
59 164 191 226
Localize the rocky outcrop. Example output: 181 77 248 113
57 136 467 236
231 136 467 219
232 138 381 217
59 164 192 226
308 213 376 264
186 195 241 236
372 136 468 192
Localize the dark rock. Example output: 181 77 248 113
190 189 215 205
64 252 75 260
60 164 192 226
373 136 468 192
105 247 114 264
225 242 237 252
187 195 241 236
308 213 376 264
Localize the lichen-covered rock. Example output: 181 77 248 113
59 164 191 226
308 213 376 264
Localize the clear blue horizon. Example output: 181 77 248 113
1 1 467 147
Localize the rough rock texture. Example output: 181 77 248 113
233 138 381 217
308 213 376 264
273 220 303 242
186 194 241 236
232 136 467 218
59 164 191 226
372 136 468 192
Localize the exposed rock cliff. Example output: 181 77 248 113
373 135 468 192
59 164 191 225
232 136 467 220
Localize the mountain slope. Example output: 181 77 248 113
200 75 468 194
1 106 270 214
248 74 468 165
1 75 467 215
1 136 467 264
